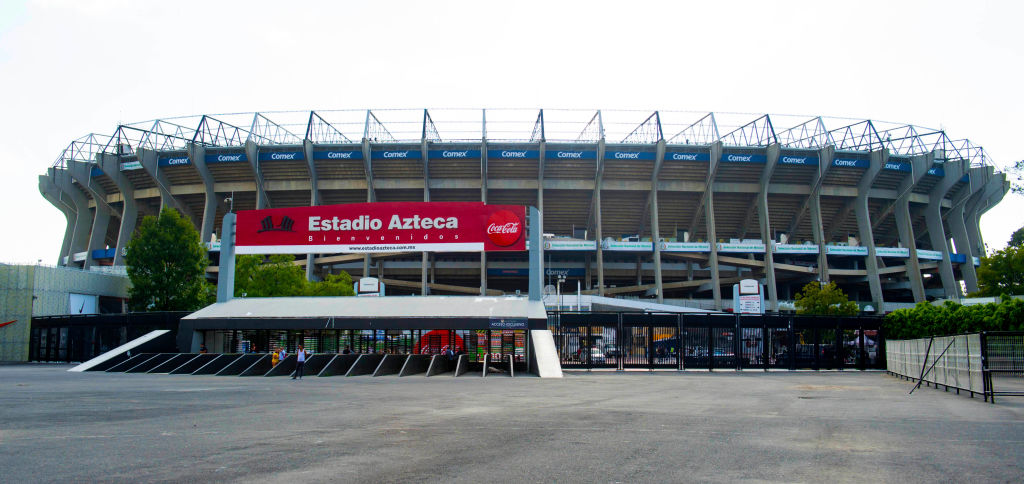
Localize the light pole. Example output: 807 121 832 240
557 274 566 311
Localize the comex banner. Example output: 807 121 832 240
235 202 526 254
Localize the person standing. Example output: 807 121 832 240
293 344 309 380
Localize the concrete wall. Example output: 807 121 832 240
0 264 129 361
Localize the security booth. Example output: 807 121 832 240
177 295 547 376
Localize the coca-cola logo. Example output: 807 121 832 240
486 210 523 247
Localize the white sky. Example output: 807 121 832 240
0 0 1021 264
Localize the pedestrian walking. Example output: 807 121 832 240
293 344 309 380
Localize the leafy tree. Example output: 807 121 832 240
1008 225 1024 248
235 254 355 297
974 245 1024 296
125 208 213 311
794 281 859 316
883 296 1024 339
1009 159 1024 195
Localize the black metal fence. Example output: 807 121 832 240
29 312 186 363
549 312 885 371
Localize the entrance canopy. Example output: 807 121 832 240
182 295 547 332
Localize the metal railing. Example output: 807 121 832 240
886 332 1024 403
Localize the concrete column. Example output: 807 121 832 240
948 166 990 293
895 197 925 301
853 149 887 310
246 140 270 210
480 138 488 296
67 160 120 269
39 175 77 265
757 145 780 311
136 148 190 220
187 143 218 243
362 138 374 277
926 159 970 298
99 154 137 267
650 140 665 303
49 168 92 265
422 138 434 295
705 142 723 309
591 140 604 297
965 172 1002 257
304 140 320 282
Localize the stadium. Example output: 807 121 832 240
38 109 1009 313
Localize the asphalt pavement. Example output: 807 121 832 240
1 365 1022 483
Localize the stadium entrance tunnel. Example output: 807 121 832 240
72 295 556 378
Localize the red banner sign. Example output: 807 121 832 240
235 202 526 254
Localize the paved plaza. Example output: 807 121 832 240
1 365 1022 483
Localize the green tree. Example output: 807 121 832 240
794 281 859 316
234 254 355 297
975 245 1024 296
1008 225 1024 248
125 208 212 311
1008 159 1024 195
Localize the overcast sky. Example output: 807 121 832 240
0 0 1020 264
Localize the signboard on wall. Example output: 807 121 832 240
235 202 526 254
68 293 98 315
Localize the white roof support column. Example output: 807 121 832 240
38 174 77 266
67 160 115 269
892 152 934 302
756 144 780 311
360 132 375 278
591 139 604 297
187 143 218 244
479 116 488 296
925 158 971 298
852 149 887 311
650 139 666 303
98 153 137 267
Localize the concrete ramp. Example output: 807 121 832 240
265 355 297 376
301 354 332 376
126 353 176 373
529 330 563 378
426 355 454 376
239 355 272 376
68 330 171 372
170 353 218 374
318 354 359 377
149 354 198 373
373 354 407 377
216 354 263 376
105 353 156 372
347 354 384 376
399 355 431 376
193 354 240 375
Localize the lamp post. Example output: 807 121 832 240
557 274 566 311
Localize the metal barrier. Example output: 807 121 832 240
886 332 1024 403
550 312 884 371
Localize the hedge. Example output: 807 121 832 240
882 296 1024 340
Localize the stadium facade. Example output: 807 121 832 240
38 109 1009 312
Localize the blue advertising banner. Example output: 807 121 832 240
205 153 248 163
721 153 767 163
158 156 191 167
427 149 481 159
832 158 869 169
883 160 912 172
927 165 945 176
258 151 304 162
545 150 597 161
90 166 104 177
312 150 363 161
605 151 656 161
778 155 819 166
664 151 710 162
487 149 541 159
371 150 422 161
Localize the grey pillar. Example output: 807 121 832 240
136 148 190 218
52 168 95 266
948 166 990 294
705 142 723 309
756 145 780 311
853 149 887 310
528 206 544 300
965 172 1003 257
98 154 137 267
39 175 77 265
217 213 236 302
650 140 665 303
304 139 320 282
67 160 119 269
362 137 374 277
188 143 218 244
246 140 270 210
926 159 970 298
480 138 488 295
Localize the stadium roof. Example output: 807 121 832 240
49 109 997 171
